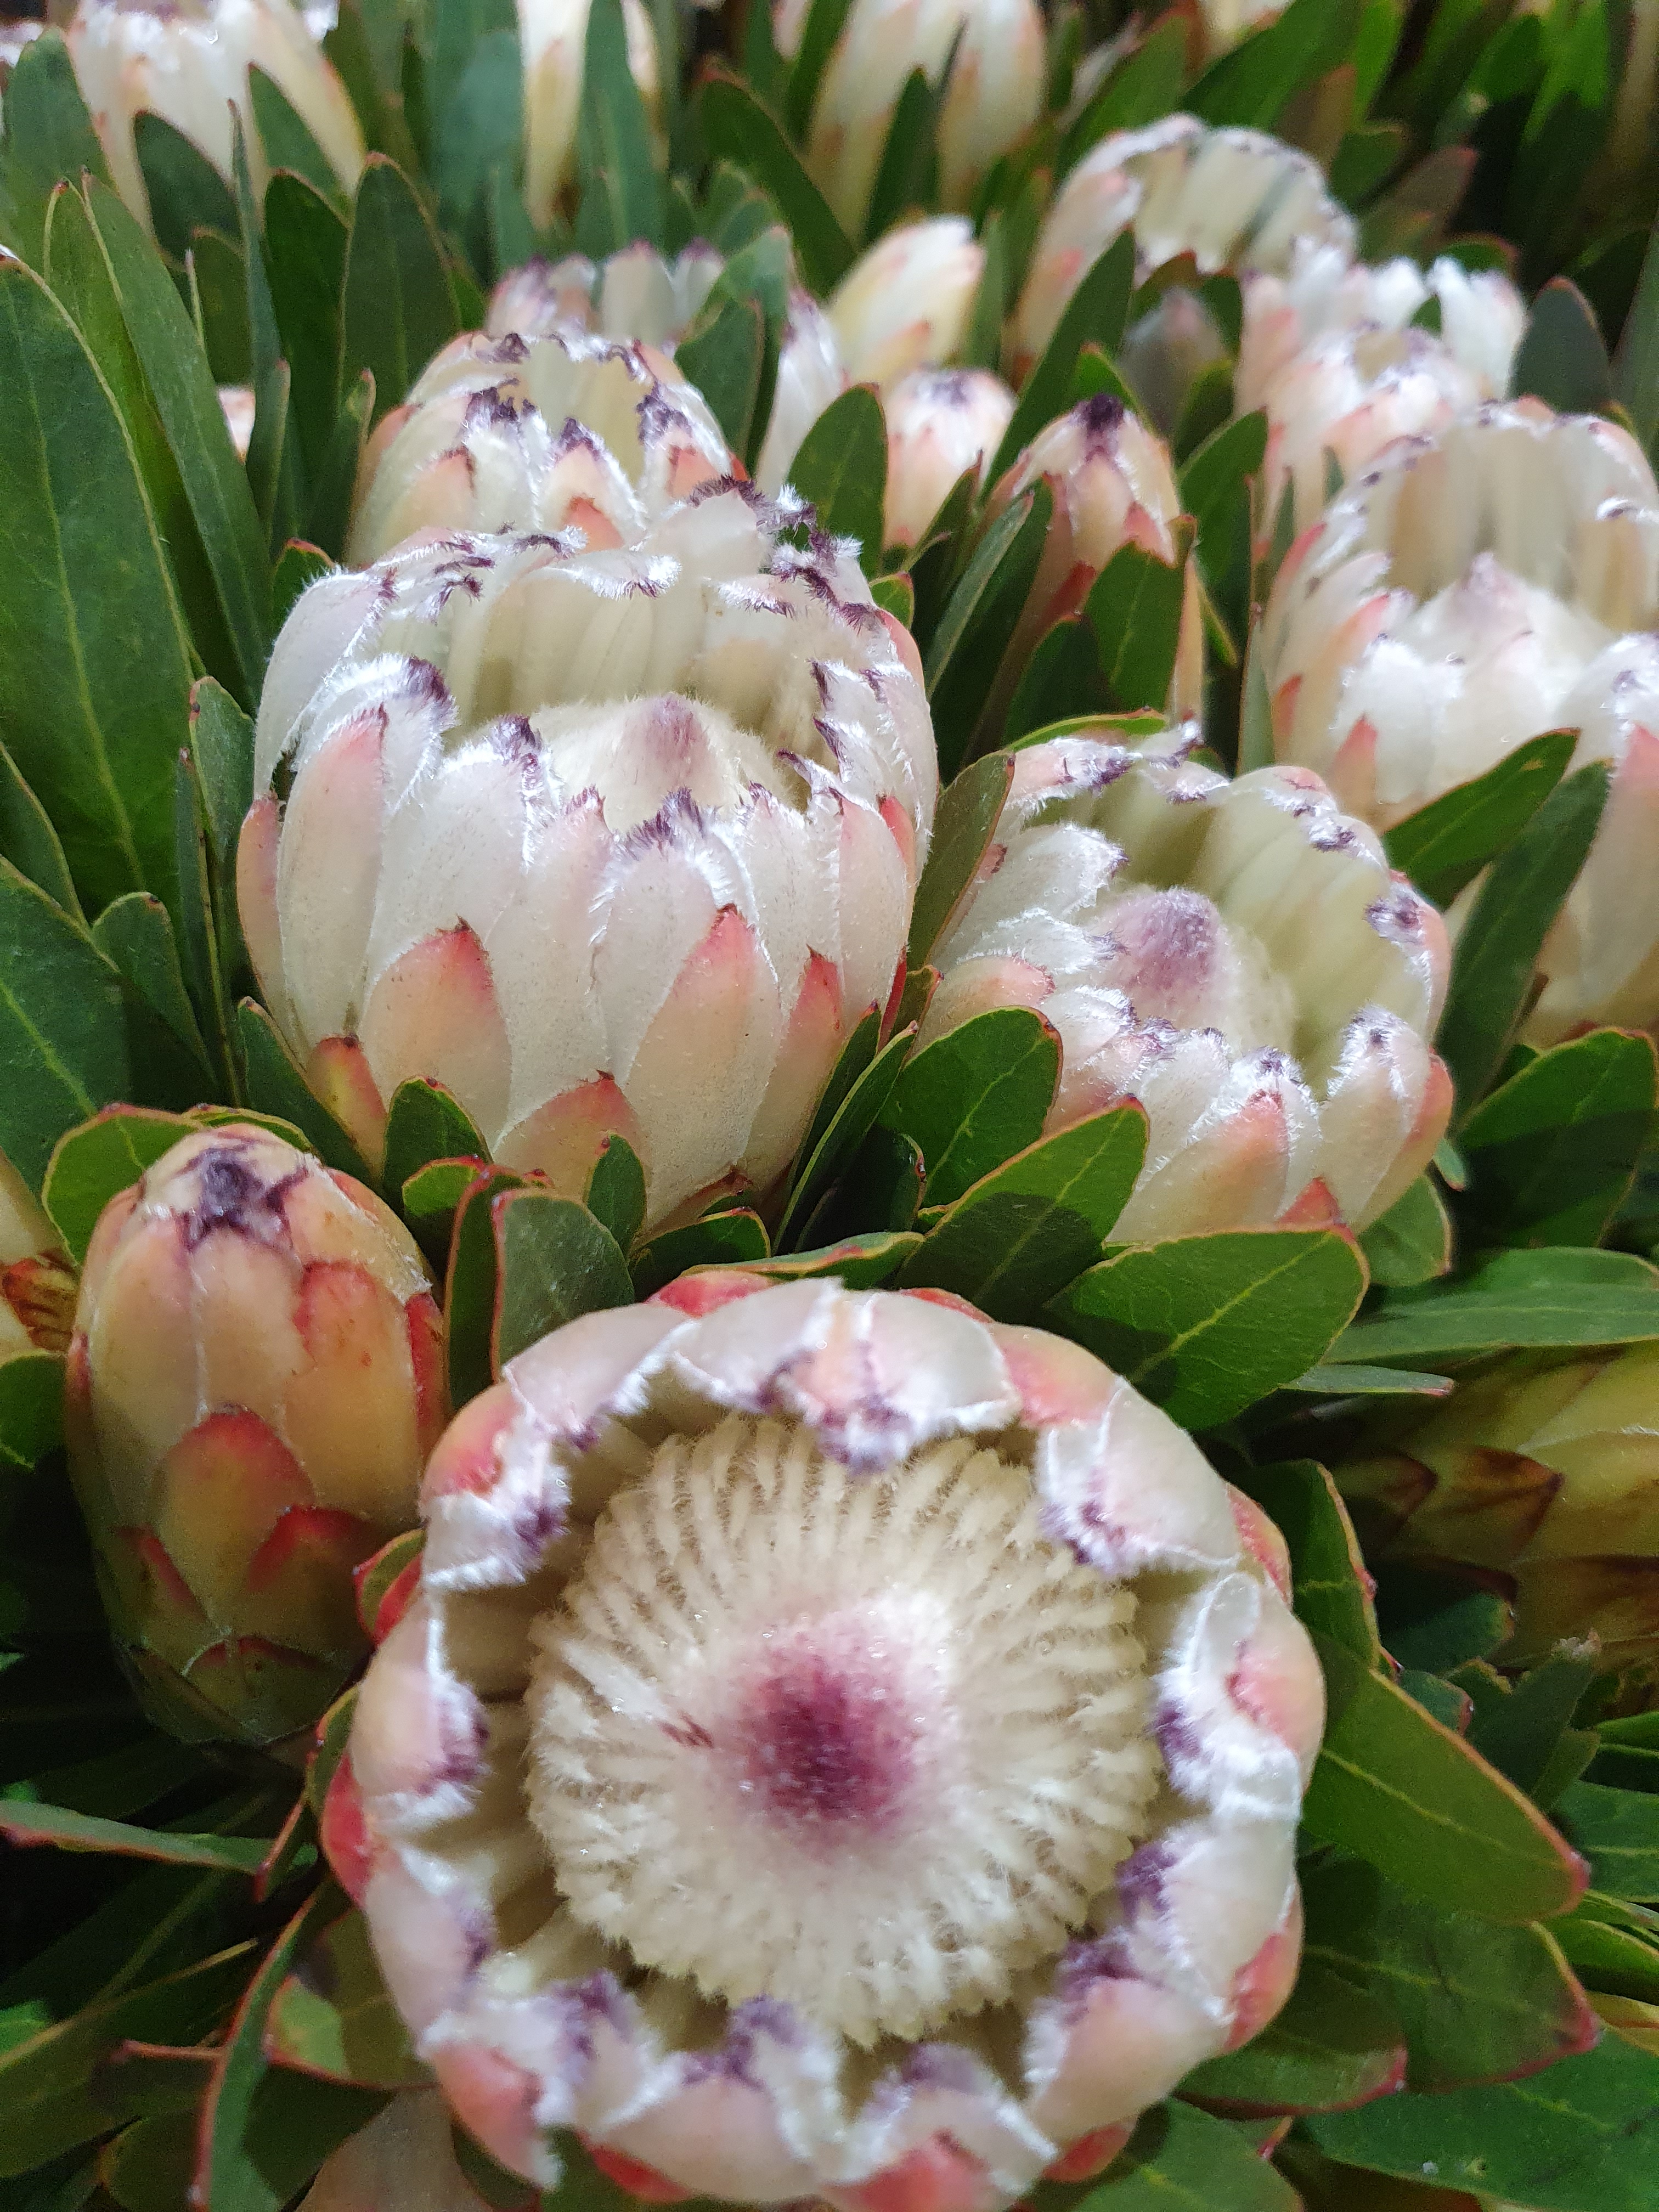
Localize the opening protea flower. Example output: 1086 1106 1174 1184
64 1125 445 1745
777 0 1045 240
239 497 935 1228
924 732 1452 1237
327 1277 1322 2205
1009 116 1353 396
347 326 731 563
65 0 364 232
1260 400 1659 1040
884 368 1017 551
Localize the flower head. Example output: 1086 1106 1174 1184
329 1276 1321 2203
926 732 1452 1235
64 1125 444 1745
239 499 935 1229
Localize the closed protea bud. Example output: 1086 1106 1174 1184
1259 401 1659 1041
326 1276 1322 2203
65 0 363 233
884 366 1016 549
347 326 730 562
1009 117 1354 396
785 0 1045 238
982 393 1204 735
1337 1345 1659 1672
519 0 659 229
0 1152 75 1358
238 503 935 1231
925 731 1452 1238
828 216 985 393
64 1126 446 1747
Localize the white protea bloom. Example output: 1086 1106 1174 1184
323 1276 1322 2206
518 0 659 229
238 499 936 1231
787 0 1045 237
1010 116 1354 391
925 732 1453 1238
347 326 731 563
65 0 364 233
884 367 1016 549
1260 402 1659 1040
828 217 985 393
983 393 1204 733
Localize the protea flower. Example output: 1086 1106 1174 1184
1009 117 1354 399
924 731 1452 1238
0 1151 74 1358
238 502 935 1231
519 0 659 229
1259 400 1659 1042
1337 1345 1659 1673
63 1125 445 1747
346 326 731 563
982 394 1204 735
324 1275 1322 2204
884 367 1016 550
781 0 1045 238
828 217 985 393
65 0 364 233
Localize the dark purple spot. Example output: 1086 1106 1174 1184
180 1149 296 1249
1114 1839 1172 1917
737 1645 917 1846
1076 392 1126 449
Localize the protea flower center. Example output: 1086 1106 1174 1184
525 1414 1158 2046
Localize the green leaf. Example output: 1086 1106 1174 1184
0 1351 67 1470
1178 1960 1406 2114
236 1001 376 1184
89 896 212 1087
575 0 663 257
1029 2100 1297 2211
1555 1781 1659 1901
1616 202 1659 454
1233 1459 1380 1664
0 259 193 915
1458 1028 1657 1250
1513 275 1614 414
1552 1902 1659 2003
1047 1229 1367 1430
249 66 349 212
870 572 914 627
1087 523 1195 714
0 32 110 268
989 231 1136 482
898 1107 1147 1322
442 1166 524 1406
778 1023 918 1248
1057 15 1189 177
1380 730 1576 907
630 1209 771 1297
862 63 942 246
1335 1245 1659 1365
1465 1647 1600 1804
272 540 336 627
266 1908 423 2089
265 172 349 482
1303 1630 1587 1923
434 30 522 267
172 751 236 1098
137 115 239 268
381 1078 489 1199
745 1231 922 1287
906 751 1013 965
1358 1175 1451 1288
307 368 375 558
41 1108 189 1264
879 1008 1058 1210
0 740 81 923
584 1134 647 1255
784 0 853 137
1306 2030 1659 2211
785 388 887 574
0 1801 270 1872
1299 1853 1598 2092
338 156 459 426
1283 1362 1452 1397
699 68 854 296
1439 760 1610 1120
102 2112 198 2212
1189 0 1366 127
674 294 765 456
491 1189 633 1370
1379 1566 1511 1677
927 482 1053 775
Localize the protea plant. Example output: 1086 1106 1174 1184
238 503 935 1229
1260 400 1659 1041
64 0 364 224
925 731 1452 1237
63 1125 445 1746
325 1276 1322 2204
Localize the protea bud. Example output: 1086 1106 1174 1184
982 393 1204 734
238 504 935 1231
1195 0 1288 53
783 0 1045 236
65 0 364 234
1337 1345 1659 1672
884 366 1016 550
218 383 256 463
828 216 985 392
346 326 731 562
756 289 852 495
1009 117 1353 395
302 2093 496 2212
64 1125 445 1747
519 0 659 229
1259 401 1659 1042
924 731 1452 1238
0 1152 75 1358
326 1275 1322 2204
